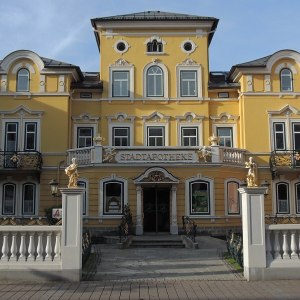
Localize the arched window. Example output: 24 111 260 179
276 182 289 213
147 66 163 97
17 68 30 92
147 40 163 52
280 68 293 92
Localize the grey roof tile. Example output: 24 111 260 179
40 56 77 67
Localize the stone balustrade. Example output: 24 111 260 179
220 147 246 164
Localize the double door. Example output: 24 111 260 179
143 186 170 233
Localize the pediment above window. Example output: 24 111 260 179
109 58 133 67
143 36 166 45
142 111 170 123
107 112 135 123
210 112 239 123
0 105 44 117
133 167 180 184
177 58 200 66
72 113 99 123
175 112 204 122
267 105 300 117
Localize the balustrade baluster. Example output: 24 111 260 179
36 232 44 261
1 232 9 262
27 232 36 261
54 232 61 261
266 230 273 260
10 232 17 261
274 230 281 259
18 232 26 261
282 231 290 259
290 230 298 259
45 232 52 261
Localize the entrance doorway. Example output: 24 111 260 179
143 186 170 233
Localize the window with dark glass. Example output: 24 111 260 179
190 181 210 215
147 66 163 97
17 68 30 92
280 68 293 92
77 181 87 215
5 122 18 152
273 123 286 150
295 183 300 214
103 181 123 215
181 127 198 146
227 181 240 215
147 126 164 146
24 122 37 150
77 127 93 148
113 71 129 97
2 183 16 215
113 127 130 146
147 40 163 52
292 123 300 151
217 127 233 147
276 183 289 214
22 183 35 215
180 71 197 96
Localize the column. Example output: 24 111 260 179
171 184 178 235
60 187 85 281
135 185 143 235
238 187 267 281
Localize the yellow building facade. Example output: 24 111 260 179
0 11 299 236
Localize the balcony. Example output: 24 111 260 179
270 150 300 179
67 145 246 166
0 151 43 181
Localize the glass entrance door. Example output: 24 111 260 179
143 186 170 233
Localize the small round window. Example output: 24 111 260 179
113 39 130 55
180 39 197 55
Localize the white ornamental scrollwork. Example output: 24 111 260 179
198 146 212 162
111 58 133 67
178 58 200 66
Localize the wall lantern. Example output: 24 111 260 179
49 179 59 197
261 179 271 197
240 180 247 188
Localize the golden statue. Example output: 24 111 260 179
245 157 257 187
65 158 79 188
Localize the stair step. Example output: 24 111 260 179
130 242 185 248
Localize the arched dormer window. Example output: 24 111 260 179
17 68 30 92
280 68 293 92
147 66 163 97
147 40 163 52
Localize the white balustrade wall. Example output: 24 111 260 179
0 226 61 264
67 147 92 165
266 224 300 264
220 147 246 164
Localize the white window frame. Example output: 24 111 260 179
78 178 89 216
178 124 201 147
1 118 41 152
17 68 30 92
217 127 234 148
185 174 214 217
99 175 128 218
144 123 168 146
109 60 134 99
280 68 293 92
73 123 97 149
77 127 94 148
143 62 168 99
22 182 36 215
213 123 237 148
224 178 241 216
112 126 131 147
0 180 39 217
176 60 202 99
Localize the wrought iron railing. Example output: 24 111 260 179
270 150 300 179
119 223 130 243
182 216 197 243
0 151 42 171
265 214 300 224
226 230 243 268
82 230 92 266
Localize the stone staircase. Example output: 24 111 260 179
130 235 185 248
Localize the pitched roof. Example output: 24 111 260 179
41 56 77 68
91 11 218 21
233 55 272 68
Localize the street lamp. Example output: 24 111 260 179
49 179 59 197
261 179 271 197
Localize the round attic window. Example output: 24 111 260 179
113 39 130 55
180 39 197 55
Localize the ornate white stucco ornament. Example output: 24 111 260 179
208 133 220 146
93 133 105 146
198 146 212 162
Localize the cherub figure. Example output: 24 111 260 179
245 157 257 187
65 157 79 188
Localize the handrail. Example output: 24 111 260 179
182 216 197 243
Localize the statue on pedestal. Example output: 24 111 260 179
65 158 78 188
245 157 257 187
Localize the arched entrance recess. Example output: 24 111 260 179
133 167 180 235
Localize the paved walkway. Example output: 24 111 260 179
1 236 300 299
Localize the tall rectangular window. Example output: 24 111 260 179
180 71 197 97
147 126 164 146
104 181 123 215
24 122 37 151
217 127 233 147
227 181 240 215
276 183 289 214
296 184 300 214
273 122 286 150
78 181 87 215
181 127 198 146
190 181 210 215
77 127 93 148
22 183 35 215
3 184 16 215
113 127 130 146
113 71 129 97
292 123 300 151
5 123 18 152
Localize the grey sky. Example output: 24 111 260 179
1 0 299 72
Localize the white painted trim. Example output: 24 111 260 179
241 92 300 97
143 61 168 98
224 178 242 217
73 123 97 149
58 75 65 92
272 178 292 215
213 123 237 148
72 113 100 123
144 122 169 146
265 75 271 92
1 75 7 92
266 50 300 73
78 177 89 216
179 38 197 55
0 105 44 117
0 92 71 97
267 104 300 117
40 75 45 92
108 122 134 146
185 174 215 217
177 123 202 147
247 75 253 92
113 38 130 55
210 112 239 123
99 175 128 217
269 118 288 151
133 167 180 184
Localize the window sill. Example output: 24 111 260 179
145 52 165 56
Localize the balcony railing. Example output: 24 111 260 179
270 150 300 178
0 151 42 171
219 147 246 164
